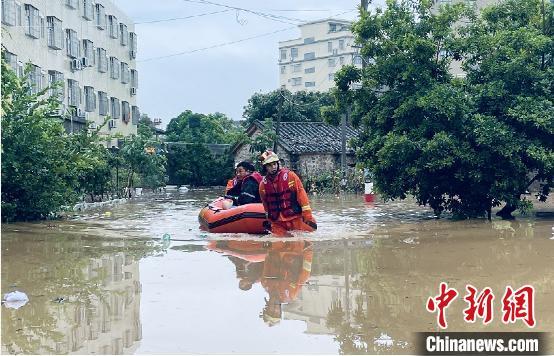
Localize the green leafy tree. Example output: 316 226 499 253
243 89 334 125
1 59 77 221
337 0 553 219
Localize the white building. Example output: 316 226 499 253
278 19 362 93
1 0 139 145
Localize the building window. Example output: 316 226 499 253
82 39 95 66
328 58 336 67
108 15 118 39
339 39 345 50
353 55 363 66
291 47 298 59
66 29 80 58
328 73 335 81
120 62 130 84
82 0 93 20
339 56 345 65
97 48 107 73
121 101 130 123
292 63 301 73
328 41 333 53
129 32 137 58
280 65 286 74
130 71 139 92
84 86 96 112
120 23 128 46
110 57 120 79
280 49 287 61
28 65 43 94
291 77 302 86
47 16 63 50
304 67 315 74
2 51 18 72
305 81 315 88
131 106 140 125
24 4 40 39
66 0 78 9
110 97 120 119
304 37 315 44
48 70 64 100
130 69 138 88
98 91 108 115
304 52 315 60
1 0 16 25
95 3 106 29
67 79 80 107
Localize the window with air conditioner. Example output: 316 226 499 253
305 82 315 88
121 101 130 123
95 3 105 29
24 4 40 38
48 70 64 100
82 0 93 20
110 57 120 79
120 62 130 84
67 79 80 107
108 15 118 39
328 41 333 53
290 47 298 60
47 16 63 49
3 51 18 72
1 0 16 26
291 77 301 86
120 23 128 46
339 39 345 50
98 91 108 115
82 39 94 66
304 37 314 44
130 69 138 88
304 52 315 60
66 29 80 58
84 86 96 112
339 56 345 65
28 64 43 94
129 32 137 58
304 67 315 74
132 106 140 125
280 49 287 61
97 48 108 73
328 58 336 67
110 97 120 119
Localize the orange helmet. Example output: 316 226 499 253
259 150 280 166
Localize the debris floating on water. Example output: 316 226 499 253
2 291 29 309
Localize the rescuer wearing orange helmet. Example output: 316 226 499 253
258 150 317 237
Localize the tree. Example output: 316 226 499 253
337 0 553 219
165 110 240 186
242 89 334 125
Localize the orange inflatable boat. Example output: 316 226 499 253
198 197 269 234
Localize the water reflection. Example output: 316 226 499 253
1 234 158 355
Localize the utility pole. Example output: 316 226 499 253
340 107 349 189
274 88 283 152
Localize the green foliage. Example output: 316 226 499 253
304 169 364 195
242 89 334 125
165 110 239 186
341 0 553 219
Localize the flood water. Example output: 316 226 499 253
2 188 553 354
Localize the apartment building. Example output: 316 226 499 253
278 19 362 93
1 0 139 144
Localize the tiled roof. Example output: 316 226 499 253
255 120 359 155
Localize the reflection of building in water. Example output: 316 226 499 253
1 239 143 355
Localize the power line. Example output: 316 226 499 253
138 26 295 62
134 9 231 25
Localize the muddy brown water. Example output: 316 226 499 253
1 188 553 354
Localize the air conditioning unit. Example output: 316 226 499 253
129 50 136 59
130 87 137 96
153 118 162 124
81 57 90 67
108 119 117 129
76 108 86 117
88 122 97 130
70 58 81 71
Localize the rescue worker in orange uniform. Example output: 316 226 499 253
225 161 263 206
260 240 313 326
258 150 317 237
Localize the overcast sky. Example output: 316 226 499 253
115 0 385 126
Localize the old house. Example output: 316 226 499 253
232 120 359 178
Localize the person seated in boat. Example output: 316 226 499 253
258 150 317 237
225 161 263 206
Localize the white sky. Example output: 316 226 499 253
115 0 385 126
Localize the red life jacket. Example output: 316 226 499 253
262 169 301 221
244 172 263 186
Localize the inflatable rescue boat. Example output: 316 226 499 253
198 197 268 234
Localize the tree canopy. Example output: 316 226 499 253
242 89 334 125
335 0 553 219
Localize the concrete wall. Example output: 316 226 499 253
1 0 138 146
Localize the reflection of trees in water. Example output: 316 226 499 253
1 235 159 354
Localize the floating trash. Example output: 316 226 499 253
2 291 29 309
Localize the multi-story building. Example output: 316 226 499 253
1 0 139 145
278 19 362 93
